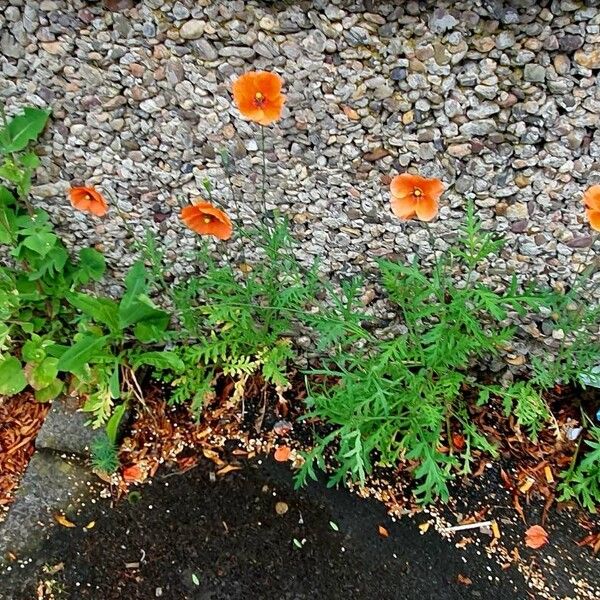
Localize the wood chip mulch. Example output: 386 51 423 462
0 393 50 516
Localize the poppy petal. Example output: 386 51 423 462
256 71 282 98
210 221 233 240
421 178 445 201
415 197 439 222
583 184 600 211
587 209 600 232
390 174 420 199
390 196 416 220
262 95 285 125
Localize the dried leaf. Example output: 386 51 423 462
177 455 198 471
525 525 548 549
577 532 600 555
54 513 76 528
274 446 291 462
491 521 501 539
519 478 534 494
202 448 225 467
216 464 241 476
457 574 472 585
500 469 515 491
513 493 526 523
84 521 96 530
378 525 389 538
93 470 113 484
544 466 554 484
418 522 431 534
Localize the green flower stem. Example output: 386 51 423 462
423 221 445 301
261 125 266 208
259 124 272 234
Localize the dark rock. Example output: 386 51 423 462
390 67 407 82
566 236 593 248
363 147 390 162
511 220 529 233
558 35 584 53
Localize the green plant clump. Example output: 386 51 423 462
296 205 559 503
1 98 599 513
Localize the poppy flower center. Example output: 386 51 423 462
203 216 213 224
84 194 91 201
413 188 423 198
254 91 266 107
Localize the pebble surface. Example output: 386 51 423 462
1 0 599 339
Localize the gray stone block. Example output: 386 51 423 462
35 395 101 457
0 452 96 564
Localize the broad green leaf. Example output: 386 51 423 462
76 248 106 283
21 231 57 256
119 262 167 328
122 261 148 306
0 162 21 184
0 185 16 207
0 356 27 395
1 108 51 153
131 351 185 372
106 402 127 444
67 293 120 335
0 206 16 244
26 357 59 390
27 246 68 281
133 316 170 343
57 335 110 373
19 152 41 169
22 337 46 363
120 293 170 332
109 363 120 399
34 378 63 402
0 323 10 348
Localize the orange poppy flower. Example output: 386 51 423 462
180 200 233 240
583 184 600 232
69 186 108 217
232 71 285 126
389 173 444 222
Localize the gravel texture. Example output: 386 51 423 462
1 0 599 348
